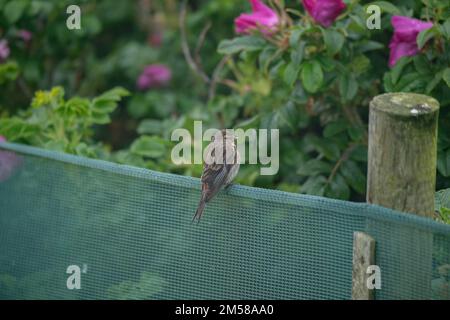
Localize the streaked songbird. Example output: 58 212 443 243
193 129 240 222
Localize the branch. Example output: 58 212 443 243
179 0 210 83
208 56 230 100
195 21 212 67
327 143 357 184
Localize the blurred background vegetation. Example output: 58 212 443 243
0 0 449 203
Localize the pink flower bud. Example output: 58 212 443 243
302 0 346 28
137 64 172 90
0 40 10 63
18 30 33 43
235 0 279 35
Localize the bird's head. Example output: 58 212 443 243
212 129 236 143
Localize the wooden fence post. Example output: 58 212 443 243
367 93 439 216
366 92 440 299
352 232 376 300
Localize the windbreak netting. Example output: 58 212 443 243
0 142 449 300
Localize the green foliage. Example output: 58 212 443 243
0 0 449 204
214 0 450 200
217 36 267 55
436 189 450 224
0 86 129 157
0 61 19 84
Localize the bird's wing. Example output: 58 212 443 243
201 162 232 202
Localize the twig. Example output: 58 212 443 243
327 143 357 184
208 56 230 100
195 21 212 67
179 0 210 83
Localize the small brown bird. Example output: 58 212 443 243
193 129 240 222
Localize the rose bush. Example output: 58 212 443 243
0 0 449 201
216 0 450 198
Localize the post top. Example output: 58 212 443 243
370 93 439 117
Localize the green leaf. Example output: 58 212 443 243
394 72 423 92
289 29 303 47
391 56 411 84
283 62 300 87
90 112 111 124
326 174 350 200
368 1 400 14
137 119 164 135
95 87 129 102
0 62 19 84
60 98 90 117
383 72 394 92
441 18 450 39
316 55 335 72
260 111 280 130
426 70 443 93
443 68 450 88
235 115 260 130
413 55 430 75
340 160 366 194
314 138 341 161
75 143 97 158
4 0 28 23
323 120 347 138
217 36 266 55
290 41 305 66
297 159 333 176
347 127 364 141
339 73 358 101
417 26 436 49
91 87 128 114
43 140 66 152
301 60 323 93
437 149 450 177
435 188 450 213
300 175 327 196
322 29 345 56
91 99 117 114
0 117 38 141
130 136 166 158
277 101 299 131
259 46 277 71
349 13 366 30
277 183 300 193
350 145 368 162
351 55 371 75
357 40 384 53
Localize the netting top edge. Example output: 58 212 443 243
1 142 450 235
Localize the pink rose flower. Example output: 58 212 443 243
18 30 33 43
0 136 22 182
235 0 279 35
137 64 171 90
302 0 346 28
0 39 10 63
389 16 433 67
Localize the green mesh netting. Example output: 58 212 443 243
0 142 449 300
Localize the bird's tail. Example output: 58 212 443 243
193 198 206 222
